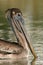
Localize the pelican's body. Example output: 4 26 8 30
0 39 28 59
0 8 37 59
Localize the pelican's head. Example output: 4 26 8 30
5 8 25 41
5 8 24 25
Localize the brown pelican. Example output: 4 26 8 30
0 8 37 59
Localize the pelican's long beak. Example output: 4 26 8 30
11 13 37 58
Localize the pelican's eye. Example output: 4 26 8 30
17 13 21 16
18 14 20 16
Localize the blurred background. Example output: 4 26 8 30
0 0 43 65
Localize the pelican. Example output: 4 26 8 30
0 8 37 59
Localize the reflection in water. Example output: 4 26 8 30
0 57 43 65
0 58 29 65
0 57 40 65
31 58 36 65
31 57 43 65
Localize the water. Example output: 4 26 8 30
0 0 43 65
